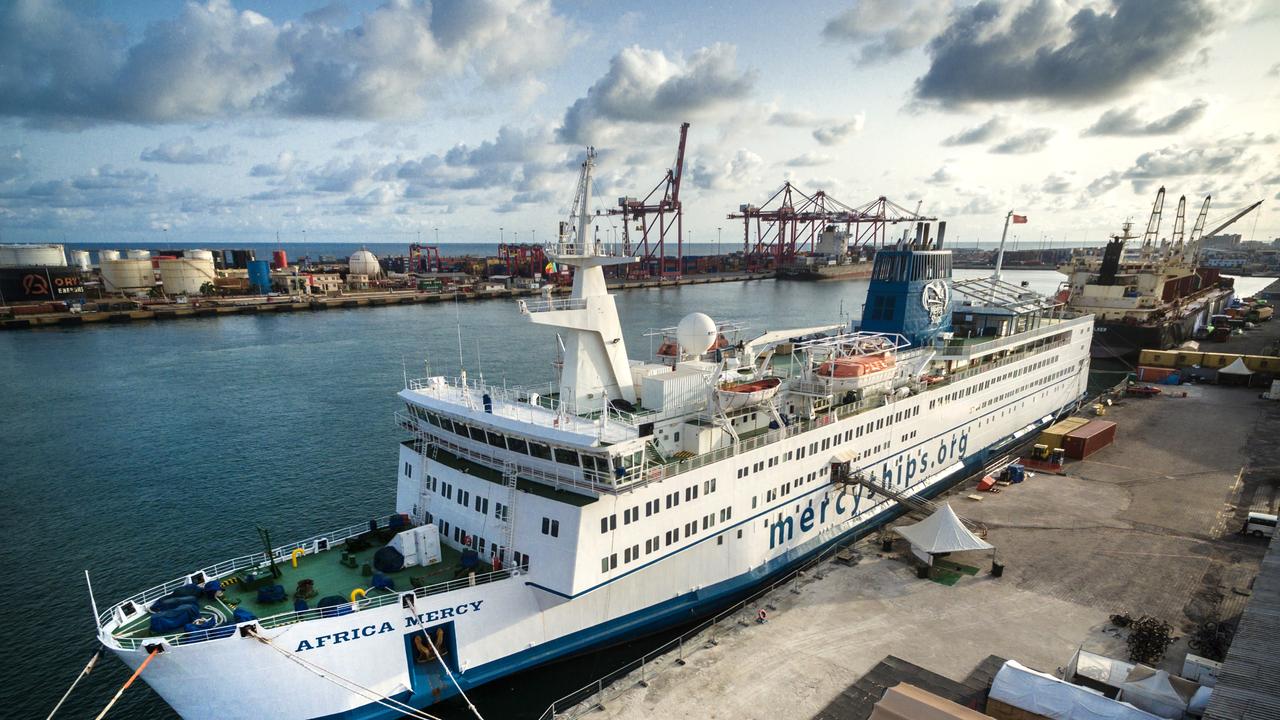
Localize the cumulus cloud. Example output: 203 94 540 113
927 166 953 184
1082 99 1208 136
767 109 825 128
914 0 1217 107
1268 62 1280 77
250 151 297 177
0 165 160 208
1041 174 1072 194
823 0 952 65
0 0 573 127
990 128 1055 154
785 153 832 167
941 116 1006 146
0 147 28 183
140 137 232 164
1087 135 1271 194
812 115 865 146
558 43 755 144
687 149 764 191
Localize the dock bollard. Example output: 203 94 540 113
676 637 685 665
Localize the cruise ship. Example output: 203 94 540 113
95 151 1094 720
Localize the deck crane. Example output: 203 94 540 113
1141 186 1165 248
1169 195 1187 254
609 123 689 279
1201 199 1264 239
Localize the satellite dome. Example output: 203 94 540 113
349 249 382 277
676 312 717 357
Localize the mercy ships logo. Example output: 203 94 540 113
922 280 949 324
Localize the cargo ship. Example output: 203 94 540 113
1058 188 1235 360
94 151 1092 719
777 226 874 281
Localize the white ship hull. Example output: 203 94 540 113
105 324 1091 720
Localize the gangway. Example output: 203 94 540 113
830 462 988 538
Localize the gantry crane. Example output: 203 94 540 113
608 123 689 279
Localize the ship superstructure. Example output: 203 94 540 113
1059 187 1236 358
95 151 1093 720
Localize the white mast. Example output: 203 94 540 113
521 149 638 408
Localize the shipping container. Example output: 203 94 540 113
1038 416 1091 450
1136 366 1178 383
1063 420 1117 460
1138 350 1178 368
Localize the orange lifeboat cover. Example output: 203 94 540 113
817 353 895 378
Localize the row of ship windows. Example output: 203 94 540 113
601 478 720 534
975 366 1073 411
604 508 739 572
753 468 828 508
732 406 923 483
407 405 612 475
421 475 512 522
929 354 1061 410
423 511 530 570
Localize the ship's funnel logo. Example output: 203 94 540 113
922 280 949 324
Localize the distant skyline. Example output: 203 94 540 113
2 0 1278 248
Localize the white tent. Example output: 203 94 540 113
1117 666 1196 719
1218 357 1253 376
989 660 1163 720
895 504 993 555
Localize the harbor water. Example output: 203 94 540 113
1 271 1272 719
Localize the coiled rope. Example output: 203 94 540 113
45 649 100 720
246 626 442 720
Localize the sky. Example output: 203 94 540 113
1 0 1278 249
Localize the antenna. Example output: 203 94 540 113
454 294 465 378
401 355 408 388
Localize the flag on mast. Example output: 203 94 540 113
1012 214 1028 224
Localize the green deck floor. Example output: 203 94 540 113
117 537 478 639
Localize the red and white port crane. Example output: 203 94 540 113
609 122 689 279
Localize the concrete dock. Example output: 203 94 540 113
0 271 774 330
548 383 1278 720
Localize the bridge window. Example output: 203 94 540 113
528 442 552 461
541 517 559 537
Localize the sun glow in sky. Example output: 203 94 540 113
1 0 1278 247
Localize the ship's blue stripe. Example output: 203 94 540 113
315 395 1080 720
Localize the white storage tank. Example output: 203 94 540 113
185 249 215 263
69 250 92 271
98 249 121 263
125 249 151 260
0 243 67 267
158 257 216 296
100 258 156 294
349 249 383 277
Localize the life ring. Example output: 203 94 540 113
350 588 367 602
291 548 305 568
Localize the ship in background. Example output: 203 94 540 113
777 225 877 280
1058 187 1261 360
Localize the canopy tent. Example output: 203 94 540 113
1117 666 1197 719
989 660 1164 720
1218 357 1253 375
895 504 993 554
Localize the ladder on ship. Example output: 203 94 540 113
409 431 435 527
831 463 988 538
500 461 519 569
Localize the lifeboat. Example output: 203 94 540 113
714 376 782 411
816 353 896 378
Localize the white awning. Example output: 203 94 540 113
1219 357 1253 375
894 503 993 554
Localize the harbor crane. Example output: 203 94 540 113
608 122 689 279
728 184 933 270
1202 199 1264 239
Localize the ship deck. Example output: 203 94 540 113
113 536 475 641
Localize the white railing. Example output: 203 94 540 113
111 563 526 651
407 375 652 429
519 297 588 314
935 317 1081 360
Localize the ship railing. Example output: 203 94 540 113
934 317 1081 360
398 414 615 495
110 565 526 651
101 517 403 637
519 296 588 314
406 376 651 430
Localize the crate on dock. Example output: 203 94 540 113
1063 420 1117 460
1038 417 1090 449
